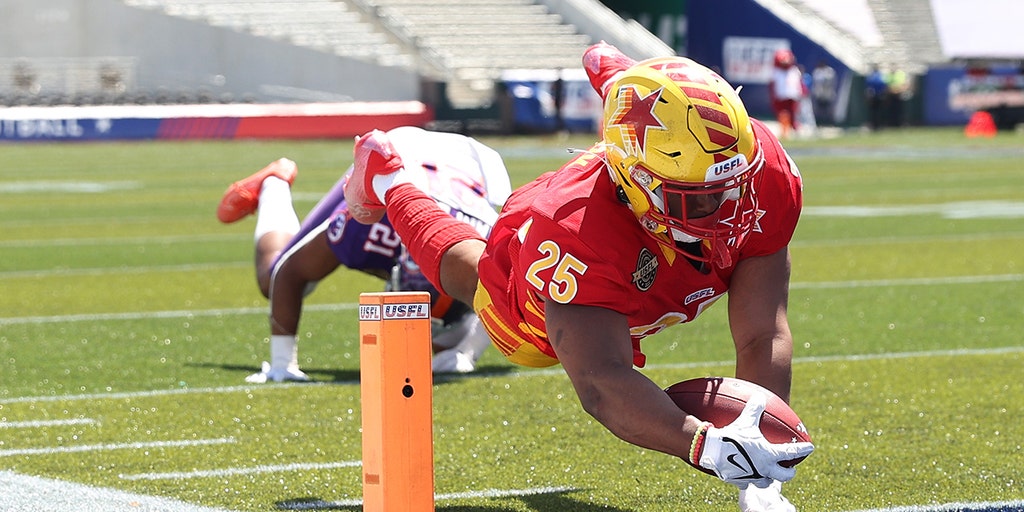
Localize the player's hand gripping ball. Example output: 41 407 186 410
665 377 812 476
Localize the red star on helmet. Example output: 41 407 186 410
608 85 667 155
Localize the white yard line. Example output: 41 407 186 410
119 461 362 481
790 273 1024 289
0 438 235 457
0 262 246 279
0 302 357 326
802 201 1024 219
0 382 317 404
2 346 1021 407
0 233 246 248
2 272 1020 326
0 471 237 512
0 418 97 428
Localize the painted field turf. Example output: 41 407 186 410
1 128 1022 511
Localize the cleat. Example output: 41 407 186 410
343 130 404 224
244 361 310 383
583 42 636 100
431 349 477 374
217 158 297 223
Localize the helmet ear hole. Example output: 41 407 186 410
615 185 630 204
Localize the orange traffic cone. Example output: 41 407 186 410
965 111 996 138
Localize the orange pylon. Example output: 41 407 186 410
359 292 435 512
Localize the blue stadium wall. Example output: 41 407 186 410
685 0 852 123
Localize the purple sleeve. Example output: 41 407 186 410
326 214 402 272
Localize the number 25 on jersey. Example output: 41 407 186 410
525 240 588 304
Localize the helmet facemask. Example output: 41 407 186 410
623 146 764 268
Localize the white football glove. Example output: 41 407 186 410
738 479 795 512
244 361 310 383
698 392 815 489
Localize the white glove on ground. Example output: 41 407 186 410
739 479 795 512
698 393 815 488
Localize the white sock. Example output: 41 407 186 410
371 168 427 205
270 334 300 371
254 177 300 242
453 316 492 361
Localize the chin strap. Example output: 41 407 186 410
708 238 734 268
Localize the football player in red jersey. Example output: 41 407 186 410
345 44 814 510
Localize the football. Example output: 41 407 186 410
665 376 811 471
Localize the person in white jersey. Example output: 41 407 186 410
216 126 513 382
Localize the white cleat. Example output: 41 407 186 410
245 361 310 383
431 349 477 374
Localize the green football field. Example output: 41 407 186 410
1 127 1023 511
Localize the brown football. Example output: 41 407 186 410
665 377 812 472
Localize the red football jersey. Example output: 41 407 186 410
477 120 802 367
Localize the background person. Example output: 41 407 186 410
216 126 512 382
865 65 889 131
768 49 804 139
344 43 814 511
811 60 837 127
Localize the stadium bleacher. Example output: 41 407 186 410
8 0 1015 133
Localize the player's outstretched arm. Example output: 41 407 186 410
546 300 813 494
545 302 701 459
728 247 796 402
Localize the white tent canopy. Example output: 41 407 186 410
932 0 1024 60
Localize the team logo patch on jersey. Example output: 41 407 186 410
327 215 346 243
632 248 658 291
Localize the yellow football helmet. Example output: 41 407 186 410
602 56 765 267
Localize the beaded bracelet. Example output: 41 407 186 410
688 421 713 466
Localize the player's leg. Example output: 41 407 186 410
252 175 301 297
438 239 487 306
217 158 297 223
216 158 300 297
267 228 340 336
583 41 637 99
255 232 292 298
384 184 485 307
344 130 485 306
248 227 340 384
